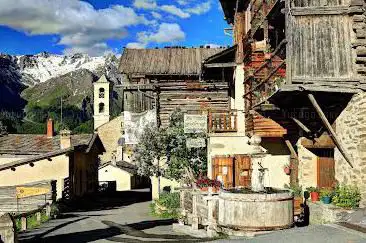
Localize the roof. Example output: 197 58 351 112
99 160 137 175
118 47 225 76
219 0 250 24
0 134 94 155
95 74 109 83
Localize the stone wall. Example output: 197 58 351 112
97 115 123 163
308 202 354 225
0 213 16 243
335 92 366 207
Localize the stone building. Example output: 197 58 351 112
0 119 105 199
219 0 366 206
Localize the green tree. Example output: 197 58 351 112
133 109 207 188
165 109 207 181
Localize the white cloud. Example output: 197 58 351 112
133 0 157 10
160 5 190 18
176 0 190 5
186 1 211 15
0 0 149 56
151 11 162 19
138 23 185 44
126 42 147 49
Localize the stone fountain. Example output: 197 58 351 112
217 135 294 233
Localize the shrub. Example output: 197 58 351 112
151 192 180 219
332 185 361 209
284 184 302 197
158 192 180 209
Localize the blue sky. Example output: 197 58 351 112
0 0 232 56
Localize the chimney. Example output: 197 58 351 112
60 130 71 149
47 118 54 138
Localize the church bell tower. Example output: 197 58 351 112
93 75 112 130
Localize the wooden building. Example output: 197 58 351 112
118 47 230 127
220 0 366 206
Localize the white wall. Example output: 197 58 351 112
0 155 69 199
98 165 132 191
262 155 291 188
150 176 180 200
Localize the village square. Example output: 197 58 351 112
0 0 366 242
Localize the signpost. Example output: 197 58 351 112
16 187 50 199
184 114 207 134
186 138 206 148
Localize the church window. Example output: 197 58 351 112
99 88 105 98
99 103 105 113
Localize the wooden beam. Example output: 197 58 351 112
204 62 237 68
289 6 363 16
291 118 311 134
285 140 298 160
307 94 354 168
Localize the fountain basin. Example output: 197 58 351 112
218 189 294 231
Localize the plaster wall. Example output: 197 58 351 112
297 143 318 189
0 155 69 199
98 164 132 191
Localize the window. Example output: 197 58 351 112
99 103 105 113
99 88 105 98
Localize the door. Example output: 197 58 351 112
212 156 234 188
317 157 335 188
234 155 251 187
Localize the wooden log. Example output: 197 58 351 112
307 94 354 168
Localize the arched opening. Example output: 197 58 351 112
99 103 105 113
99 88 105 98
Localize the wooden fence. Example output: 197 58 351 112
0 180 55 214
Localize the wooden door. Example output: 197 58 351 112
234 155 251 187
212 156 234 188
317 157 335 188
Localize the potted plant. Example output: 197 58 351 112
320 188 333 204
285 184 303 214
306 187 320 202
196 176 221 193
283 164 291 175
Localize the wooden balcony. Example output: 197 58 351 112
208 110 238 133
250 0 281 35
244 39 287 110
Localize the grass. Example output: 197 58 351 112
14 207 55 232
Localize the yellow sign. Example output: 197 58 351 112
16 187 50 199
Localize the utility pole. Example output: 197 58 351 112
60 97 63 130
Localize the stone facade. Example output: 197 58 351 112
0 213 16 243
335 92 366 207
96 115 123 163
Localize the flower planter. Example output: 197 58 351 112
284 167 291 175
321 196 331 204
310 192 319 202
293 196 303 215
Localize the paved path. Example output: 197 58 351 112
18 190 366 243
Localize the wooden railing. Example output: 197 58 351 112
244 39 287 110
208 110 238 133
250 0 282 35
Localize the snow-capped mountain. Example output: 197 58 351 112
0 52 121 86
